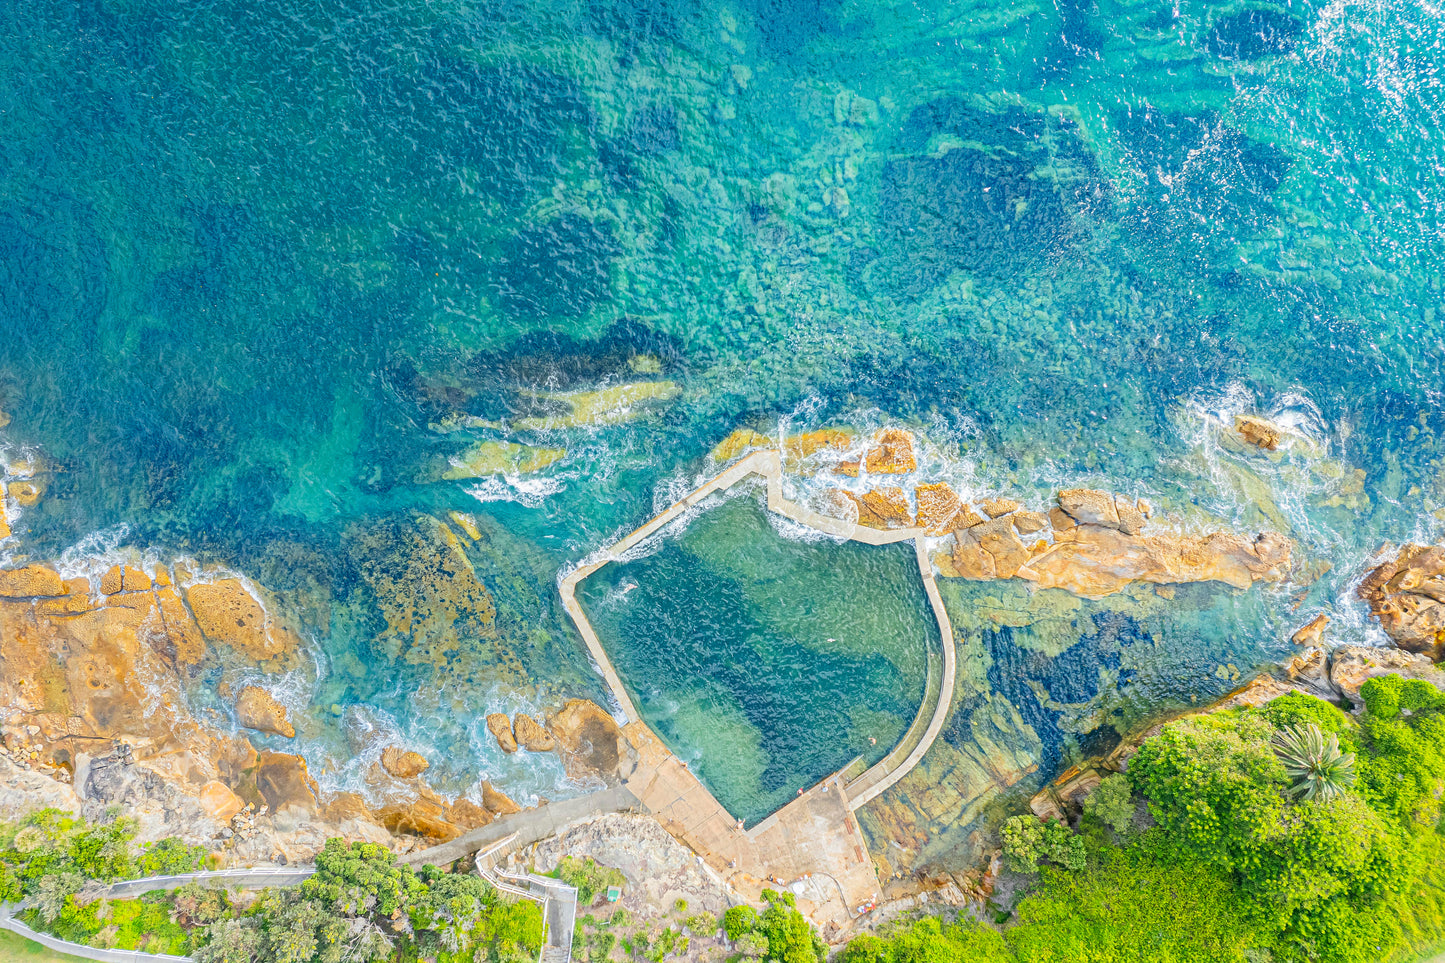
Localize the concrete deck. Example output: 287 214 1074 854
558 448 958 931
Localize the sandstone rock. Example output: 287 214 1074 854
1329 645 1445 703
376 793 462 841
711 428 770 463
513 713 556 752
0 565 67 598
952 530 996 580
482 780 522 816
783 429 852 467
1016 526 1291 599
9 480 42 506
1284 647 1330 690
953 504 986 529
1114 495 1147 536
1048 506 1076 532
863 428 917 474
380 746 429 779
445 797 494 831
1011 510 1048 535
36 578 101 617
974 518 1031 579
244 751 318 814
487 713 518 753
1291 614 1329 647
914 483 961 534
235 687 295 738
198 780 246 822
1057 489 1119 529
843 487 911 529
187 579 301 666
981 498 1020 519
100 565 152 596
1357 544 1445 660
549 699 628 781
152 583 208 667
1234 414 1282 451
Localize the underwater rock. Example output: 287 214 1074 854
235 686 295 738
100 565 152 595
482 780 522 816
549 699 630 782
349 516 509 682
1328 645 1445 702
1291 614 1330 646
864 428 917 474
0 564 67 598
487 713 519 753
380 746 429 779
513 712 556 752
8 479 42 506
435 440 566 479
915 483 962 534
711 427 853 470
1357 544 1445 660
187 579 302 668
1234 414 1283 451
513 381 681 431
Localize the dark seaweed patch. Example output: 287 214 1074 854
402 59 591 207
1207 8 1304 59
492 213 621 320
599 103 682 190
467 318 687 396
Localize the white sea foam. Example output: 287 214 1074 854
465 473 568 507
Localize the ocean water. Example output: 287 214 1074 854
2 0 1444 826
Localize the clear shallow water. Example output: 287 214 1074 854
1 0 1443 823
578 495 935 823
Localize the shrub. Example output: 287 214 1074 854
723 904 758 940
554 855 626 905
1083 773 1134 836
1000 816 1084 873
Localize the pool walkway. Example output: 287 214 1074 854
558 448 957 934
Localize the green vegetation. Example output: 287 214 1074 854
1080 773 1133 836
843 676 1445 963
0 815 545 963
724 890 825 963
1271 723 1357 801
1000 816 1085 873
553 855 627 906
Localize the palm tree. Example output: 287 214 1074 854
1271 723 1356 801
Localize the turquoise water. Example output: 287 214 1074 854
577 494 935 823
1 0 1444 822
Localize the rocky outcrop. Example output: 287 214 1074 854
235 686 295 738
1358 544 1445 660
1234 415 1283 451
380 746 429 779
549 699 631 781
487 713 518 753
928 487 1291 600
711 428 853 471
482 780 522 816
836 428 918 477
188 579 303 669
1328 645 1445 701
0 564 67 598
1291 614 1330 647
513 713 556 752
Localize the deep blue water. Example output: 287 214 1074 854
2 0 1444 820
